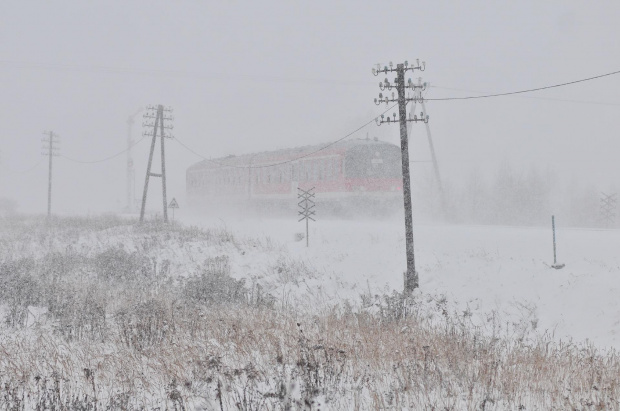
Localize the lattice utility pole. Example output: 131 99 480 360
42 131 60 219
600 192 617 227
298 187 315 247
373 60 427 293
139 105 174 223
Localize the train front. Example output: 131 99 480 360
340 140 403 215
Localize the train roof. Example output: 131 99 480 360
187 138 399 171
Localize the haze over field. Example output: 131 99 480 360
2 3 620 407
1 1 620 216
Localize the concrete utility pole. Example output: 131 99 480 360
373 60 428 293
126 108 143 212
42 131 60 219
139 105 174 223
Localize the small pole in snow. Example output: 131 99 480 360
551 215 565 269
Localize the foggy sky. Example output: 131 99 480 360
1 1 619 214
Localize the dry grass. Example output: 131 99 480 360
0 216 618 409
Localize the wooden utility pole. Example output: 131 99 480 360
373 60 428 293
42 131 59 219
139 105 173 223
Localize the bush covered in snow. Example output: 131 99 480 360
0 216 618 409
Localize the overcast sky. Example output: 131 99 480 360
1 1 619 214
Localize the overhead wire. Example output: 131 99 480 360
5 65 620 170
430 85 620 106
2 59 619 99
0 60 371 87
60 136 148 164
425 69 620 101
173 103 399 169
2 158 45 174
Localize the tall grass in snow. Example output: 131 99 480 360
0 215 617 409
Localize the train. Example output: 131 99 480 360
186 138 404 215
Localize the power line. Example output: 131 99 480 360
0 60 370 87
426 69 620 101
430 85 620 106
2 158 45 174
60 136 147 164
4 59 620 103
173 103 400 169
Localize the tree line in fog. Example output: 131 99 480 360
415 163 618 228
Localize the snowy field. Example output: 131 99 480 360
1 214 619 408
183 214 620 350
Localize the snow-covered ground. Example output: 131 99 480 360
181 213 620 350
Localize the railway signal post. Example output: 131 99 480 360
298 187 315 247
140 105 174 223
168 197 179 221
600 192 617 227
42 131 60 219
373 60 428 293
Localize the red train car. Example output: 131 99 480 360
186 138 404 215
